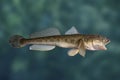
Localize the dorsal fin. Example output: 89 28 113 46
29 45 56 51
65 26 79 35
30 28 61 38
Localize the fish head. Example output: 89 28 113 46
92 35 110 50
85 35 110 50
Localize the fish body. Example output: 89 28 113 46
21 34 82 48
9 27 110 57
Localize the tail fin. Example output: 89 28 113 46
9 35 25 48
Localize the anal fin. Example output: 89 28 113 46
29 45 55 51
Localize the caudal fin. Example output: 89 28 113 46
9 35 25 48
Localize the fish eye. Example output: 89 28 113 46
103 38 110 44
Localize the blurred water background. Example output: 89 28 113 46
0 0 120 80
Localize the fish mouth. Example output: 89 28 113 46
105 39 110 45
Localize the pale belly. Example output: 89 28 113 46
56 42 77 48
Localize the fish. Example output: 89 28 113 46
9 27 110 57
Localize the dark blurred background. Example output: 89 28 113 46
0 0 120 80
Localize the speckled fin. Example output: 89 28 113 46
30 28 61 38
65 26 79 35
67 49 79 56
29 45 55 51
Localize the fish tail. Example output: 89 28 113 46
9 35 25 48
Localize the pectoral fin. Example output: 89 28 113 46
79 48 86 57
29 45 56 51
78 39 86 57
68 49 79 56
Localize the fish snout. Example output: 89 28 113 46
105 39 110 45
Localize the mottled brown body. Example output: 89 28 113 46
20 34 84 48
9 27 110 57
19 34 108 50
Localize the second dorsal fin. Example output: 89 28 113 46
30 28 61 38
